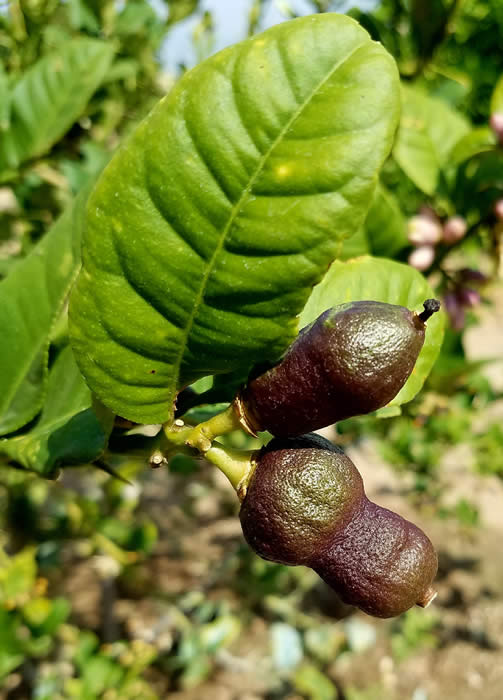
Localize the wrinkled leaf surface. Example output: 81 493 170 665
70 14 400 424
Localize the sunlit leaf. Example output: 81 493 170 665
70 14 400 424
0 39 113 172
394 84 470 194
0 186 91 436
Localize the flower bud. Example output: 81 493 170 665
408 245 435 271
407 215 442 246
443 216 467 244
490 113 503 143
494 199 503 220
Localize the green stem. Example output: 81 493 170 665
184 404 242 452
205 442 256 496
151 422 195 468
159 415 257 497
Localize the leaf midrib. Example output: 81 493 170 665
166 40 367 408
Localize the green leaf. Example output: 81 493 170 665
0 63 10 132
167 0 200 26
364 183 407 256
0 39 113 172
449 127 497 168
293 663 338 700
69 14 400 424
338 225 369 260
0 610 24 679
299 256 445 408
393 84 470 194
0 346 109 476
339 183 407 260
0 186 91 436
490 73 503 114
22 597 70 635
0 547 37 603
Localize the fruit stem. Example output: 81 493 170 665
416 586 438 608
151 424 196 468
204 442 256 496
418 298 441 323
184 404 242 452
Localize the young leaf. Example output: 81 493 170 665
394 84 470 195
299 256 445 408
0 346 109 476
0 39 113 172
69 14 400 425
0 186 90 436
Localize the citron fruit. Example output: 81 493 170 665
240 433 437 618
235 299 440 437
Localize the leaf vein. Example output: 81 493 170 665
166 40 368 410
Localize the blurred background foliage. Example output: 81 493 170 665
1 1 503 698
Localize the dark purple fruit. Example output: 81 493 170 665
240 433 438 618
236 299 440 438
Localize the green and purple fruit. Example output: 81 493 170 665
236 299 440 437
239 433 437 618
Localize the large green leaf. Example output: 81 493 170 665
69 14 400 425
393 84 470 195
0 186 91 436
0 39 113 172
299 256 445 409
0 347 109 476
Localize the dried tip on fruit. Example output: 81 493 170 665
418 299 441 323
416 586 438 609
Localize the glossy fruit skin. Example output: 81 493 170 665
238 301 427 438
240 434 438 618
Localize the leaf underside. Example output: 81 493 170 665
69 14 400 424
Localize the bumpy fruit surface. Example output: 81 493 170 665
236 299 439 438
240 434 438 618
